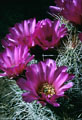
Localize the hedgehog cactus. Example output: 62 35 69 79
0 1 82 120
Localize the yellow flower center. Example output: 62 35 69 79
38 82 55 98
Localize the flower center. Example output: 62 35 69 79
38 82 55 97
46 36 52 42
11 65 15 68
23 37 27 41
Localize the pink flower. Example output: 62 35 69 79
34 19 67 50
2 18 36 48
17 59 74 107
50 0 82 25
0 45 34 78
79 33 82 42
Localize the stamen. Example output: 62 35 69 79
38 82 55 98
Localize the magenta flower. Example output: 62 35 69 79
2 18 36 48
50 0 82 25
34 19 67 50
17 59 74 107
0 45 34 78
79 33 82 42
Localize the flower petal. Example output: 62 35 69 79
16 78 31 91
58 82 74 93
0 73 7 77
49 6 62 13
79 33 82 42
53 72 74 91
22 92 38 103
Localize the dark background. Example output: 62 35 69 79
0 1 54 42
